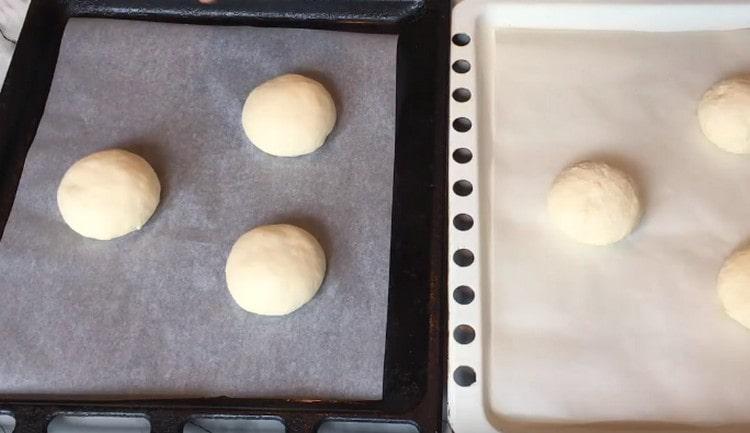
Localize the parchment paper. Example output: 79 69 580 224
488 29 750 425
0 18 397 399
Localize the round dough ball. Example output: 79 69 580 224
57 149 161 240
547 161 642 246
698 77 750 154
241 73 336 157
717 246 750 330
225 224 326 315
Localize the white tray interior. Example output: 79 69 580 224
448 2 750 433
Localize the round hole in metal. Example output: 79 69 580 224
452 148 472 164
453 214 474 231
453 286 475 305
452 33 471 46
453 117 472 132
453 249 474 267
452 60 471 73
452 88 471 102
453 180 473 197
453 365 476 387
454 325 476 344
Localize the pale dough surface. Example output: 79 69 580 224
547 161 641 246
225 224 326 316
56 148 160 240
241 73 336 157
717 246 750 330
698 76 750 154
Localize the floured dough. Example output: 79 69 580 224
547 161 642 246
225 224 326 315
57 149 161 240
717 246 750 330
241 73 337 157
698 76 750 154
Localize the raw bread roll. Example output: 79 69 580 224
57 149 161 240
717 246 750 330
241 73 337 157
225 224 326 316
547 161 642 246
698 76 750 154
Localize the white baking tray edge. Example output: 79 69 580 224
446 1 750 433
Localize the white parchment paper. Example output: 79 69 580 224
0 18 397 400
488 29 750 425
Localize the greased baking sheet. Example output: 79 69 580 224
0 18 397 400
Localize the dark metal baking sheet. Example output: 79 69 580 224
0 0 448 431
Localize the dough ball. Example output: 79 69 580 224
225 224 326 315
547 161 642 246
717 246 750 330
241 73 336 157
57 149 161 240
698 77 750 154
